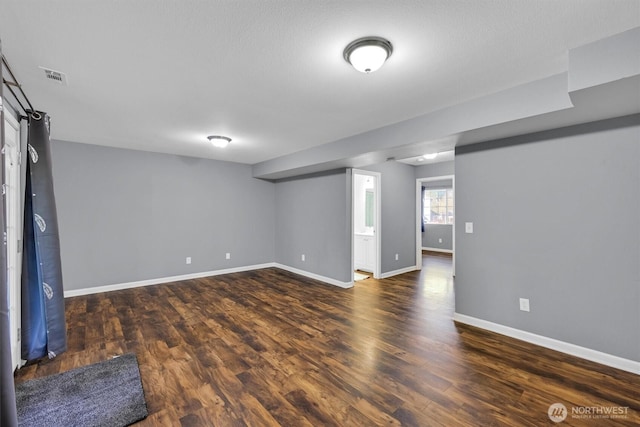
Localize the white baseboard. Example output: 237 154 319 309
379 265 417 279
64 262 354 297
64 263 277 297
422 247 453 254
273 263 353 289
453 313 640 375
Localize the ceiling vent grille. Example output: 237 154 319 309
39 66 68 86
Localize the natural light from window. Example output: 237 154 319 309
423 189 454 225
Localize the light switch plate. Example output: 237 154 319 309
465 222 474 233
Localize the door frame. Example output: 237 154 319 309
352 169 381 280
3 109 22 369
415 174 455 275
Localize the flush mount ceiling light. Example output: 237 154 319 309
207 135 231 148
343 37 393 73
422 153 438 160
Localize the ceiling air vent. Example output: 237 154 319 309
39 66 68 86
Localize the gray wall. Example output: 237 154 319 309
51 140 276 290
414 160 454 179
455 115 640 361
274 171 351 283
422 224 452 251
363 161 416 274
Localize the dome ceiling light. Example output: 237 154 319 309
207 135 231 148
343 37 393 73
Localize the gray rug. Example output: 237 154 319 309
16 353 148 427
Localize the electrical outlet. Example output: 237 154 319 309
438 238 443 243
226 253 231 260
301 254 305 261
519 298 530 312
186 257 191 265
395 253 399 261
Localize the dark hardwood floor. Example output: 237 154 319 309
15 254 639 426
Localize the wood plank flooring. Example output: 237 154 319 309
15 254 639 426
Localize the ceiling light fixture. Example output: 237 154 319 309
207 135 231 148
422 153 438 160
343 37 393 73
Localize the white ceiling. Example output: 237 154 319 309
1 1 638 165
397 150 454 166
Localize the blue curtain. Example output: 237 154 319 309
21 112 67 361
421 186 426 232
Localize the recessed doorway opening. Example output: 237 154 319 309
416 175 455 276
352 170 381 281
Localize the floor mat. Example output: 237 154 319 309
16 353 147 427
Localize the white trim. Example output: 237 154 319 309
422 247 453 254
64 262 354 297
379 265 417 279
416 175 455 275
274 263 353 288
352 169 382 279
4 108 23 370
453 313 640 375
64 263 277 297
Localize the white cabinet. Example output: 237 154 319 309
355 234 375 272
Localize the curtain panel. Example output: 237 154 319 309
21 112 67 361
421 186 426 232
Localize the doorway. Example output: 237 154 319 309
416 175 455 276
4 109 22 369
352 170 381 280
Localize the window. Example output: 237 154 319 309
423 188 454 225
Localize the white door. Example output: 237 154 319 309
4 110 22 370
